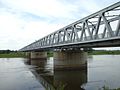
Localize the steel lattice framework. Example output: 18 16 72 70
20 2 120 51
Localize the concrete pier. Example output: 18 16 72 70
26 52 47 72
53 50 87 70
30 52 47 60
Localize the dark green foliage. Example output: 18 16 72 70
0 50 11 54
88 50 120 55
0 52 26 58
47 51 53 57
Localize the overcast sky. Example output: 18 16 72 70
0 0 119 50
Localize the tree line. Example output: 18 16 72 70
0 50 17 54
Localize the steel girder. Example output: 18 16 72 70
20 2 120 51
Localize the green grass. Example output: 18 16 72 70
0 52 26 58
88 50 120 55
1 50 120 58
47 52 53 57
47 50 120 57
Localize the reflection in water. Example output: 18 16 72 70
0 58 45 90
29 57 87 90
87 55 120 90
2 56 120 90
28 55 120 90
29 58 53 74
53 70 87 90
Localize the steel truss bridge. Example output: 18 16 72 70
20 2 120 51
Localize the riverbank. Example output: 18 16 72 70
0 50 120 58
0 52 26 58
88 50 120 55
48 50 120 56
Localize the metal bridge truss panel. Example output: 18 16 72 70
20 2 120 51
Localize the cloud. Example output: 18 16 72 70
1 0 75 18
0 10 64 50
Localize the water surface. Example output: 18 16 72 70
0 55 120 90
30 55 120 90
0 58 45 90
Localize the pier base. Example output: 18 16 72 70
28 52 47 72
53 50 87 70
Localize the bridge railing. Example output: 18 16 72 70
20 2 120 51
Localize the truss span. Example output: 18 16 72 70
20 2 120 51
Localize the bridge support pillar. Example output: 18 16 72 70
53 50 87 70
28 52 47 70
30 52 47 60
25 52 31 58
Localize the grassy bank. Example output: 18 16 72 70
89 50 120 55
47 50 120 57
0 50 120 58
0 52 26 58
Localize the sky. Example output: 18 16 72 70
0 0 119 50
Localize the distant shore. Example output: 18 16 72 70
88 50 120 55
0 50 120 58
0 52 26 58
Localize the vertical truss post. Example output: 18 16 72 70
102 26 106 38
49 35 51 45
57 31 61 44
70 27 74 42
85 20 93 40
63 29 66 42
52 34 55 45
115 17 120 36
80 22 85 41
71 26 79 42
94 16 101 39
101 13 114 37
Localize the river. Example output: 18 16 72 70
0 55 120 90
0 58 45 90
